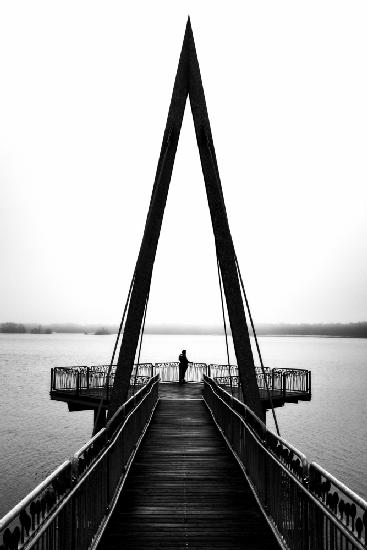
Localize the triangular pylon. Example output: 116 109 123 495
109 19 263 420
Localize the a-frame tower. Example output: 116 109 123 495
109 19 263 421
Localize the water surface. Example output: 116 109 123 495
0 333 366 518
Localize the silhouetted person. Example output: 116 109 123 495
179 349 189 384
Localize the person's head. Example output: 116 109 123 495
182 349 186 355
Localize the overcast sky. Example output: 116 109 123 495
1 1 366 326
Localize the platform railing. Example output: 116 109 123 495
51 364 154 399
0 375 160 550
51 363 311 401
203 375 367 550
213 366 311 401
153 362 208 382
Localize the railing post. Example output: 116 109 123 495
106 373 110 401
271 369 275 390
51 368 54 390
207 364 211 377
76 371 80 396
86 367 90 390
282 372 286 399
106 449 110 513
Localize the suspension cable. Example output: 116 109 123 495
234 254 280 436
216 257 233 395
94 131 173 433
133 282 151 394
204 131 280 436
92 272 135 434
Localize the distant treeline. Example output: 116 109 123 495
254 323 367 338
0 322 115 335
146 322 367 338
1 321 367 338
0 323 52 334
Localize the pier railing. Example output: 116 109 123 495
213 366 311 401
51 364 154 400
203 375 367 550
154 362 208 382
51 363 311 402
0 375 159 550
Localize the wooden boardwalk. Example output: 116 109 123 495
97 397 280 549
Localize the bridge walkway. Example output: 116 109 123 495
97 396 280 549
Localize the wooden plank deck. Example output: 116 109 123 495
97 398 280 549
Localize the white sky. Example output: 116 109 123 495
0 1 366 326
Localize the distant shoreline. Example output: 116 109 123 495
1 322 367 339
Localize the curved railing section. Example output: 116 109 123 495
51 364 154 400
203 375 367 550
213 365 311 402
0 375 160 550
51 363 311 403
154 362 208 382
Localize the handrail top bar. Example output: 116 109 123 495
272 367 310 373
203 373 266 424
272 432 308 464
0 459 70 530
0 375 160 529
73 427 105 459
225 383 267 430
205 376 307 462
204 380 367 550
24 377 160 550
106 374 159 429
311 461 367 509
73 378 160 485
206 377 365 512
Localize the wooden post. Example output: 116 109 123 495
272 369 275 391
76 371 80 396
86 367 90 390
282 372 287 399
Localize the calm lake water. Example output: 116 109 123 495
0 333 366 518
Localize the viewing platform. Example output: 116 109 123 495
50 363 311 419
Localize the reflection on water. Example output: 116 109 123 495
0 333 366 518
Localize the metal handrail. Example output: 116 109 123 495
1 375 160 550
203 375 367 550
213 365 311 401
309 461 367 544
0 460 71 531
51 363 312 397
